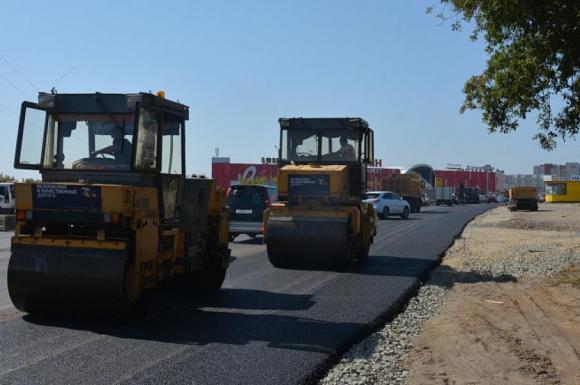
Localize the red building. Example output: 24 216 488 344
212 161 499 193
434 170 496 193
212 162 400 190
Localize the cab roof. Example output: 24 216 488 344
278 117 371 133
36 92 189 120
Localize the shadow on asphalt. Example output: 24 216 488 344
21 261 515 353
22 287 359 353
352 255 517 285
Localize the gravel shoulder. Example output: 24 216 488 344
321 203 580 385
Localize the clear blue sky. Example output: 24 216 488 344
0 0 577 178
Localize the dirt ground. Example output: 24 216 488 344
405 204 580 385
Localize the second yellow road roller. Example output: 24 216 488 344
264 117 377 268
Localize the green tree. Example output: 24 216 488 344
0 173 16 182
429 1 579 149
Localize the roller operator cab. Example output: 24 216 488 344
264 118 377 269
9 92 231 315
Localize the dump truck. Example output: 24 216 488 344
264 117 377 268
382 173 422 213
508 187 539 211
8 92 230 315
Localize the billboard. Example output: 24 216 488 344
212 163 278 189
212 163 401 191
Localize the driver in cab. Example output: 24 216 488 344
92 130 132 164
334 137 356 161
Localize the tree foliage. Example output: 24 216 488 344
429 0 579 149
0 173 16 182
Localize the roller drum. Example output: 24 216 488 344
8 244 130 314
266 215 352 269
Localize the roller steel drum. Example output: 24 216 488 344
266 215 352 269
8 244 129 314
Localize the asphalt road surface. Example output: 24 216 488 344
0 204 492 385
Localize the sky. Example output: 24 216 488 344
0 0 578 179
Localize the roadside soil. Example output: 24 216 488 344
405 204 580 385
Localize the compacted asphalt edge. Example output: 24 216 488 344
303 205 492 385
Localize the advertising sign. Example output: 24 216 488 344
212 163 278 189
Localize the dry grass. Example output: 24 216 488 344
554 264 580 288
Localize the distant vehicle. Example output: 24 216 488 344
463 187 480 204
227 184 277 241
508 187 538 211
421 193 431 206
363 191 410 219
487 195 497 203
435 186 454 206
0 183 15 214
496 194 507 203
451 193 459 205
0 183 16 231
538 194 546 203
479 194 487 203
382 174 422 213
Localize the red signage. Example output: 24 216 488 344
212 163 279 189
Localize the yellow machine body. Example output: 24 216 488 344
8 92 230 315
264 117 376 268
10 181 230 313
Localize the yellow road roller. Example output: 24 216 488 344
8 92 230 314
264 118 377 268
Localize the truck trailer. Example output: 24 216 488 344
382 173 423 213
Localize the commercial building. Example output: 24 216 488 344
435 169 497 194
212 158 504 193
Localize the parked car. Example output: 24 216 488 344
421 193 431 206
497 194 507 203
226 184 277 241
363 191 410 219
487 194 497 203
451 193 459 205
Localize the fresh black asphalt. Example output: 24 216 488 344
0 204 493 385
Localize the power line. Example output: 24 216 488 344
0 56 38 91
0 102 19 116
54 64 79 88
0 70 29 98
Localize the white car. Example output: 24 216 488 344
363 191 411 219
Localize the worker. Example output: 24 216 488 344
92 129 132 164
335 137 356 161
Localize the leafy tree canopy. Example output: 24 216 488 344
429 0 579 149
